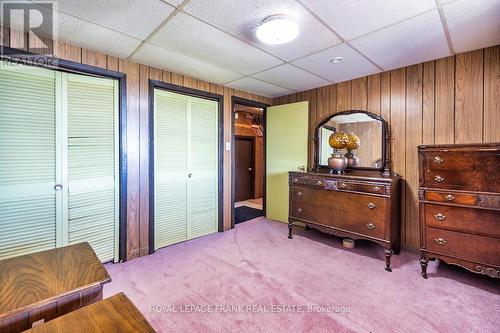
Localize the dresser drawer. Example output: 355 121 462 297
424 204 500 238
289 201 325 222
289 202 386 240
291 186 387 220
289 174 325 188
425 190 476 206
425 228 500 266
423 152 479 172
424 170 477 190
334 180 386 195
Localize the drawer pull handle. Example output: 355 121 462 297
434 175 444 183
317 180 323 186
373 186 381 192
367 203 376 209
444 194 455 201
434 238 447 245
433 156 443 164
296 192 303 197
296 208 303 214
434 213 446 221
366 223 375 230
292 178 299 183
339 183 348 189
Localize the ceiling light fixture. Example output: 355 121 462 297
256 15 299 45
330 57 343 64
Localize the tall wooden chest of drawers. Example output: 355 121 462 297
418 143 500 278
288 170 401 271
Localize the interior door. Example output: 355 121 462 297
154 89 219 250
0 63 59 260
235 137 254 202
65 73 120 262
266 101 309 223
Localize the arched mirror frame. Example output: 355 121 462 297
314 110 391 175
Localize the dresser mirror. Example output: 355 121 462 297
315 110 388 171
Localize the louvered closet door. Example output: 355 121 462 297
189 97 218 238
0 62 58 259
154 90 188 249
154 90 218 250
65 73 119 262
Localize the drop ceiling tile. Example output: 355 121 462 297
292 43 380 83
131 43 242 84
443 0 500 53
226 77 293 98
351 10 450 70
150 12 282 76
48 11 142 59
300 0 436 40
54 0 175 39
253 64 330 91
183 0 341 61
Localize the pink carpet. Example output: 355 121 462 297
104 218 499 332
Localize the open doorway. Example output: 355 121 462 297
231 97 268 227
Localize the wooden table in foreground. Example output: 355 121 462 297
0 243 111 333
22 293 156 333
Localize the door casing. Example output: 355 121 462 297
231 97 269 229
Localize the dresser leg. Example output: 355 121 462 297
384 249 393 272
420 257 429 279
304 225 311 231
288 222 293 239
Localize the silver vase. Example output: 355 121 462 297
345 150 359 168
328 152 347 174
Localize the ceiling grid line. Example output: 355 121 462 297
127 0 192 60
32 0 150 42
435 0 456 55
294 0 385 71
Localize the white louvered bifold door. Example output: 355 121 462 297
0 62 58 260
65 73 119 262
189 97 218 238
154 90 188 249
154 90 218 250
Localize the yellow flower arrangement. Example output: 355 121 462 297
328 131 349 150
346 133 360 151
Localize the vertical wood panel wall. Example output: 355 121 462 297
1 27 272 260
274 45 500 248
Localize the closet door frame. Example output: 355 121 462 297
148 80 224 254
1 47 128 262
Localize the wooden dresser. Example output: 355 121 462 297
418 143 500 278
0 243 111 332
288 170 401 271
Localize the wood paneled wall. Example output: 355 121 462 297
274 45 500 248
1 27 272 260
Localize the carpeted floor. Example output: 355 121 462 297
104 218 499 333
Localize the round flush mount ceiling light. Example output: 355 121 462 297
256 15 299 45
330 56 343 64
